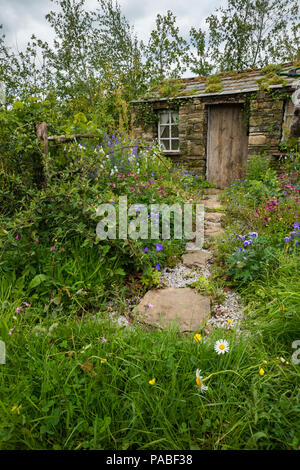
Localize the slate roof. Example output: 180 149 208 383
132 62 299 103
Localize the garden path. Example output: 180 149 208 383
135 190 244 333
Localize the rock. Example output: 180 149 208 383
204 223 225 238
201 199 223 210
182 250 212 268
205 212 225 223
136 287 210 332
248 134 267 146
202 188 223 195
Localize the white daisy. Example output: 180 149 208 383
195 369 208 392
214 339 230 355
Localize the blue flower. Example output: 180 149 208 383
249 232 258 238
155 243 163 251
142 247 149 252
243 240 252 247
292 222 300 229
284 237 290 242
155 264 161 271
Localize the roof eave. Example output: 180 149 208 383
130 82 296 105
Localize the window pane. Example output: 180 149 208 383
171 112 178 124
160 125 169 139
160 112 170 124
160 139 170 150
171 140 179 151
171 125 178 138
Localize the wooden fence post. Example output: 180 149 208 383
36 121 48 187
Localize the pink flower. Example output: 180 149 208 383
9 328 15 335
147 303 154 308
16 307 22 314
50 246 56 251
60 248 65 252
101 337 108 343
15 235 20 239
22 302 30 308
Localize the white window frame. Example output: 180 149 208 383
158 110 179 153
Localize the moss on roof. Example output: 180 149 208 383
133 61 297 103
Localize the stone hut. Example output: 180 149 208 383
131 62 300 188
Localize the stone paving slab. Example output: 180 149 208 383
204 223 225 238
182 250 212 268
202 199 223 210
136 287 210 332
205 212 225 223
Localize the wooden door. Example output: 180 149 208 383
207 104 248 188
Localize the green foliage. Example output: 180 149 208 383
245 153 270 181
206 0 300 71
157 79 185 98
144 10 189 82
189 27 213 76
256 71 287 90
226 234 276 284
205 74 224 93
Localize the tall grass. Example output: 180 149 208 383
0 269 299 450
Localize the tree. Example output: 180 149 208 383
144 11 189 82
189 27 213 76
206 0 300 72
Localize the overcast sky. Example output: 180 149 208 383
0 0 224 51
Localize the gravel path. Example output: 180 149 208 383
105 192 245 332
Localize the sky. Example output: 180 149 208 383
0 0 224 51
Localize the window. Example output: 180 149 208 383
158 111 179 152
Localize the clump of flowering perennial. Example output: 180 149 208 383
283 222 300 247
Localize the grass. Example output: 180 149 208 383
0 152 299 450
0 257 299 450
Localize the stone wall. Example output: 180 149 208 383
247 90 288 157
131 87 293 177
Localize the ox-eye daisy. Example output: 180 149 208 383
214 339 229 355
195 369 208 392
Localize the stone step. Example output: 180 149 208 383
204 212 225 223
136 287 210 332
204 223 225 238
202 188 223 195
182 250 212 268
201 199 223 210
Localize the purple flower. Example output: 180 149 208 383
292 222 300 229
155 264 161 271
155 243 163 251
249 232 258 238
50 246 56 251
243 240 252 247
8 327 15 335
16 307 22 314
60 248 65 252
142 247 149 253
237 235 246 241
22 302 30 308
284 237 290 242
